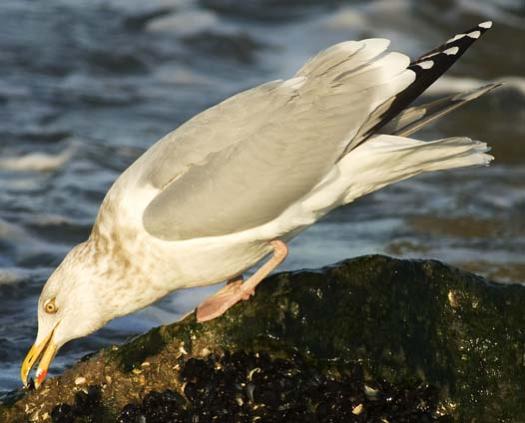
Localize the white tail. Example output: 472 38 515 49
341 134 493 203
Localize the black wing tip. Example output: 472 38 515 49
478 20 493 29
408 20 494 79
444 20 493 45
462 20 493 33
446 20 493 43
357 21 495 141
412 20 494 67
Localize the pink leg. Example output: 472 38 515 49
196 240 288 322
227 275 243 285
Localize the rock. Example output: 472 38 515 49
1 255 524 422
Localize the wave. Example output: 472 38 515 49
0 146 74 173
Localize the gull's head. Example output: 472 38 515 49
21 242 108 389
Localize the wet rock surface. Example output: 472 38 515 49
119 353 443 423
1 255 524 422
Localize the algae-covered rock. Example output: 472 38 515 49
1 255 524 422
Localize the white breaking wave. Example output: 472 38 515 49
0 147 74 172
0 267 32 285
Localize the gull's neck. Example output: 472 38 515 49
84 221 169 320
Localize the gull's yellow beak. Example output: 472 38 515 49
21 328 58 389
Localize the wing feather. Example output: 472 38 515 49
385 83 501 137
140 40 414 240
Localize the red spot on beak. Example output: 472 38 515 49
36 369 48 386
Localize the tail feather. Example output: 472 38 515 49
341 135 493 204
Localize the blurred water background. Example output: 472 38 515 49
0 0 524 393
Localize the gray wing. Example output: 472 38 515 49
136 80 284 190
140 39 415 240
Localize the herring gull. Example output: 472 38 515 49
22 21 498 388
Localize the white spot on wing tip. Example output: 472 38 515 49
467 30 481 39
447 33 465 44
420 51 438 60
417 60 434 69
479 21 493 29
444 46 460 55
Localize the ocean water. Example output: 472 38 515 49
0 0 524 393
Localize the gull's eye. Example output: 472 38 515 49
44 298 58 314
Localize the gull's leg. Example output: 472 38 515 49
196 240 288 322
227 275 244 285
178 276 244 322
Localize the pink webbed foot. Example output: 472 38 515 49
196 280 253 322
196 240 288 323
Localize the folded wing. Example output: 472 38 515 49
139 39 414 240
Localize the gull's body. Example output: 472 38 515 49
22 22 498 388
